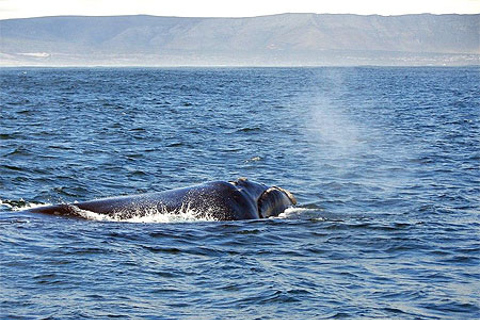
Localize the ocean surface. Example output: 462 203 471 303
1 67 479 319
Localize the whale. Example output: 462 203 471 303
26 178 297 221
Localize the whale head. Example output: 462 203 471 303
257 185 297 218
230 178 297 219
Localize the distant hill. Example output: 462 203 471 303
0 13 478 66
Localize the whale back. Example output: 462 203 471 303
25 179 296 221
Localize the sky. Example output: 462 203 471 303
0 0 479 20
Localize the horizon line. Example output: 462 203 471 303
2 12 479 21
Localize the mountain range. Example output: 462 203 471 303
0 13 478 66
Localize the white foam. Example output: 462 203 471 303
2 199 53 212
276 206 317 219
73 204 218 223
0 199 13 210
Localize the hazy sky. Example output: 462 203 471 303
0 0 479 20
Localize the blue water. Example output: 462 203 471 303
1 67 479 319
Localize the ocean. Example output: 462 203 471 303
1 67 479 319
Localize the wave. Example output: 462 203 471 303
276 206 323 220
63 205 309 223
76 206 219 223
